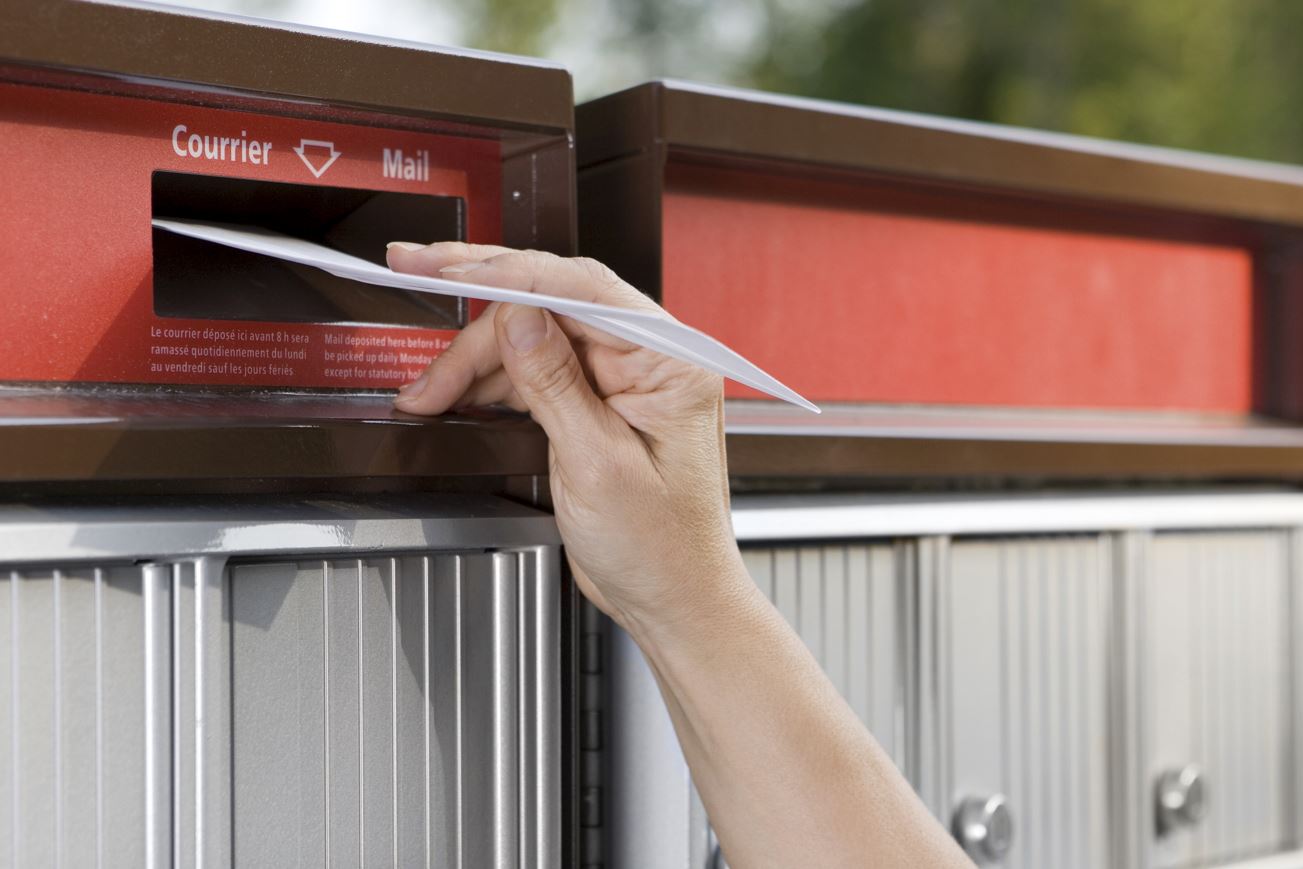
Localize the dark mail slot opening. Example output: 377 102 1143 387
152 171 467 328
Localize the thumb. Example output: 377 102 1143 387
495 303 615 460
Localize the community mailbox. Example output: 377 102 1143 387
0 3 579 867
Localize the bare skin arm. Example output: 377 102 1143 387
387 241 972 868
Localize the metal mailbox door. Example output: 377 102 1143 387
230 550 558 868
1142 531 1293 869
741 543 907 767
0 500 563 869
926 536 1112 869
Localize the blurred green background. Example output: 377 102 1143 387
168 0 1302 163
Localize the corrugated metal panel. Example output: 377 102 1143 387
1147 532 1292 869
229 550 553 869
941 536 1111 869
2 543 560 869
0 564 168 869
741 543 904 767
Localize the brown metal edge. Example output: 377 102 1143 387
576 82 661 168
0 0 574 133
1256 235 1303 420
576 149 664 301
576 83 666 301
580 81 1303 229
503 134 579 256
0 413 550 485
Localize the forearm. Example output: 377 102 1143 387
623 555 972 869
386 244 963 863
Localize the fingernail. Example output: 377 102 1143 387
440 261 485 275
395 372 429 401
503 305 546 354
386 241 426 252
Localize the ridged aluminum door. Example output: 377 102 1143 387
926 536 1112 869
0 565 169 869
230 550 558 868
1 545 560 869
741 543 905 766
1144 532 1292 869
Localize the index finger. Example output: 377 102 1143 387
386 240 515 274
440 249 672 354
390 244 669 355
449 250 662 313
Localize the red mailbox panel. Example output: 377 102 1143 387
0 80 500 390
661 164 1255 411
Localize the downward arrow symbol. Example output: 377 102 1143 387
294 139 341 178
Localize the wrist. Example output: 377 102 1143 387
616 546 761 658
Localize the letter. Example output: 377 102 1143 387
172 125 187 157
383 148 402 178
188 133 202 158
219 137 228 160
204 136 219 159
422 149 429 181
248 141 262 163
261 142 272 163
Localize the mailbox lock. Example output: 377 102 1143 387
1156 764 1207 834
953 793 1014 864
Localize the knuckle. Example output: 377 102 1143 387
527 350 585 400
574 256 619 284
439 328 482 365
488 250 558 291
574 257 641 302
648 355 723 407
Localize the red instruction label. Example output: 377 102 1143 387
0 81 502 389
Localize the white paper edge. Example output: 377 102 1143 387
152 218 821 414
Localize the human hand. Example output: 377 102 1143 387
386 242 749 635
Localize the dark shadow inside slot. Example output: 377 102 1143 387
152 171 467 328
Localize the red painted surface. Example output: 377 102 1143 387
0 81 501 389
661 164 1256 411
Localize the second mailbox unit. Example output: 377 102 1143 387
578 80 1303 869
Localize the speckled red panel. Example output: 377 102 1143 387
0 80 500 389
660 163 1256 411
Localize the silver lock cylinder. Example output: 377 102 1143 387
1156 764 1207 835
953 793 1014 864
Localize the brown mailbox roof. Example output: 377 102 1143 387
578 79 1303 228
0 0 574 132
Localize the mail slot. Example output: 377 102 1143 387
151 171 468 328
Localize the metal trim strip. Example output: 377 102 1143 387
732 491 1303 541
0 496 560 564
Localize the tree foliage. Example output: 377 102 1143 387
748 0 1303 163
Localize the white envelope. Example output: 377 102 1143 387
152 218 820 413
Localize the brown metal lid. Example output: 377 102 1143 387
578 80 1303 228
0 0 574 132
